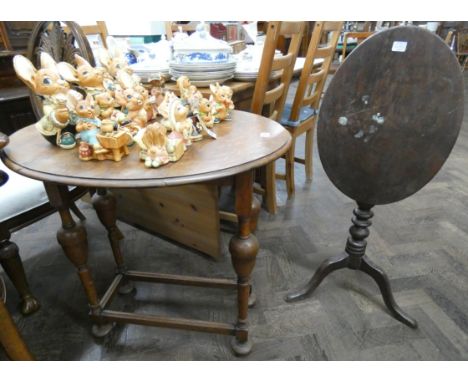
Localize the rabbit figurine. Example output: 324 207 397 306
209 82 234 123
94 91 116 119
68 93 105 153
13 52 76 148
176 75 202 110
168 98 194 147
115 87 148 128
58 54 112 96
196 98 215 129
137 122 170 168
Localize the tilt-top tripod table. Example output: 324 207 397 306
286 26 464 328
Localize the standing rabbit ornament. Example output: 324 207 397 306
13 52 77 149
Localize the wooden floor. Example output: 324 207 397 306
2 74 468 360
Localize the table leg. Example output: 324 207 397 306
44 182 113 337
229 170 259 356
92 188 134 294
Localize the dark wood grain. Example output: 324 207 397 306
317 26 464 205
2 110 291 188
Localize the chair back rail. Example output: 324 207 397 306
289 21 343 122
251 21 306 121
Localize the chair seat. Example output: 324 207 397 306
0 161 49 222
280 104 316 127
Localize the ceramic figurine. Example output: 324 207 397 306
99 37 133 79
157 91 178 129
115 87 148 128
94 91 116 119
58 54 111 96
137 122 170 168
168 98 194 147
134 84 154 121
78 141 94 161
194 98 217 139
166 130 186 162
12 53 76 149
68 93 104 151
176 75 202 109
196 98 215 129
149 86 166 117
209 82 234 123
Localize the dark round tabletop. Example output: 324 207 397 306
317 26 464 205
1 110 291 188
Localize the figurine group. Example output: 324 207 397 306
13 37 234 169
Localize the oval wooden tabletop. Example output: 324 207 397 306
317 26 464 205
1 110 291 188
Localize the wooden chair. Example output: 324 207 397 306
0 135 34 361
444 30 455 46
341 31 373 60
456 29 468 71
0 22 90 315
63 21 108 49
250 21 305 214
278 21 343 198
0 22 12 50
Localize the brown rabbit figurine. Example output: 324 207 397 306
137 122 170 168
209 82 234 123
13 52 76 148
58 54 111 96
115 87 148 127
94 91 116 119
68 93 104 151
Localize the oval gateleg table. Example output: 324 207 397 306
1 110 291 356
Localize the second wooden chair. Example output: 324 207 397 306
277 21 343 198
251 21 305 214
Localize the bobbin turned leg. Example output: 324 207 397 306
229 170 259 356
92 188 133 294
44 183 113 337
0 228 40 315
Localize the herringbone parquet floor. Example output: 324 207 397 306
1 74 468 360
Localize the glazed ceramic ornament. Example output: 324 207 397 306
194 97 217 139
157 91 178 129
13 52 76 149
68 92 103 150
115 87 148 128
168 97 195 146
136 122 170 168
209 82 234 122
176 75 202 109
57 54 111 96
